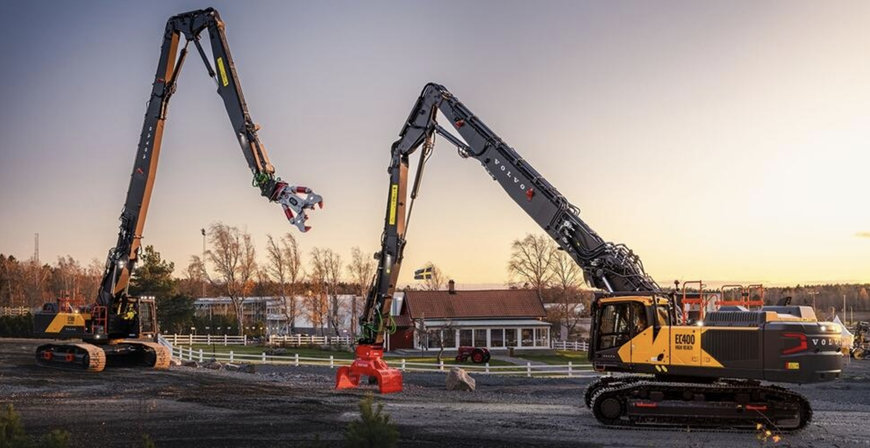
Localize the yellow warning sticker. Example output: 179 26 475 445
786 362 800 370
217 57 229 87
388 184 398 225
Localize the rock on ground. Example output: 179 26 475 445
446 367 476 391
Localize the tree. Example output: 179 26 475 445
307 249 329 336
195 223 258 335
345 394 398 448
129 246 195 334
130 246 175 298
310 248 344 336
155 294 195 334
507 234 556 300
266 233 304 334
48 256 84 302
547 250 588 339
413 315 456 362
347 247 374 335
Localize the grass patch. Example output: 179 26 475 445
516 350 589 365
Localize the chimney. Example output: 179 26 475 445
448 279 456 294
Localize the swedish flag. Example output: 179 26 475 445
414 266 433 280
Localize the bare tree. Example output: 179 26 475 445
178 258 207 298
548 250 586 340
507 234 556 300
20 259 50 308
307 248 330 336
324 250 344 336
420 262 447 291
266 233 304 334
413 315 456 362
347 247 374 335
196 223 258 335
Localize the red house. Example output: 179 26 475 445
387 285 551 352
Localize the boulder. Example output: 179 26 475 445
203 360 224 370
446 367 476 391
169 358 182 367
181 360 200 368
224 363 256 374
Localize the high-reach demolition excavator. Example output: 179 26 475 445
336 82 842 430
33 8 321 372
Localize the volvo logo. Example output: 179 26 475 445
492 158 526 190
810 337 841 348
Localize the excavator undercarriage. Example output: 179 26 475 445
585 376 811 430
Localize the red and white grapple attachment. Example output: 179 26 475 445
270 181 323 232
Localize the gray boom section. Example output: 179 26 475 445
97 9 286 308
359 83 659 345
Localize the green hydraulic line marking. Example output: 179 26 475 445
252 172 271 187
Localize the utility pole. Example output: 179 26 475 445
201 228 206 298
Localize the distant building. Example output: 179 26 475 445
193 295 355 336
387 284 551 352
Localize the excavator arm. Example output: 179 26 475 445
359 82 658 345
97 8 321 309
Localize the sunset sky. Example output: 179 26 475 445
0 1 868 288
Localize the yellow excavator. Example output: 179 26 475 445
338 83 842 430
33 8 321 371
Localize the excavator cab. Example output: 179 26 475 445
589 293 674 370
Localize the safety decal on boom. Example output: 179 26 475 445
216 57 229 87
388 184 398 225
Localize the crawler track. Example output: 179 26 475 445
35 340 170 372
589 379 812 430
36 342 107 372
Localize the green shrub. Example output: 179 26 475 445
344 394 398 448
0 404 69 448
0 315 33 338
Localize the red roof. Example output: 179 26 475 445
402 289 545 320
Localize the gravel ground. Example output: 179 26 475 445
2 339 869 447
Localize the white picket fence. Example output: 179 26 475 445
168 333 355 347
169 334 249 346
268 334 354 347
0 306 30 317
551 340 589 352
171 345 595 378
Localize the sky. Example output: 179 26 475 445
0 1 868 288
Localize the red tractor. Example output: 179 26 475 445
455 346 491 363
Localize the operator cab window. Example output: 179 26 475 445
598 301 648 350
598 303 629 350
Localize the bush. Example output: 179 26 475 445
0 314 33 338
0 404 70 448
344 394 398 448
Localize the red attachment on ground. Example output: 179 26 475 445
335 344 403 394
42 351 52 360
65 353 75 362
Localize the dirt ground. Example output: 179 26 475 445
2 339 870 447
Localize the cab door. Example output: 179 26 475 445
592 302 632 366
